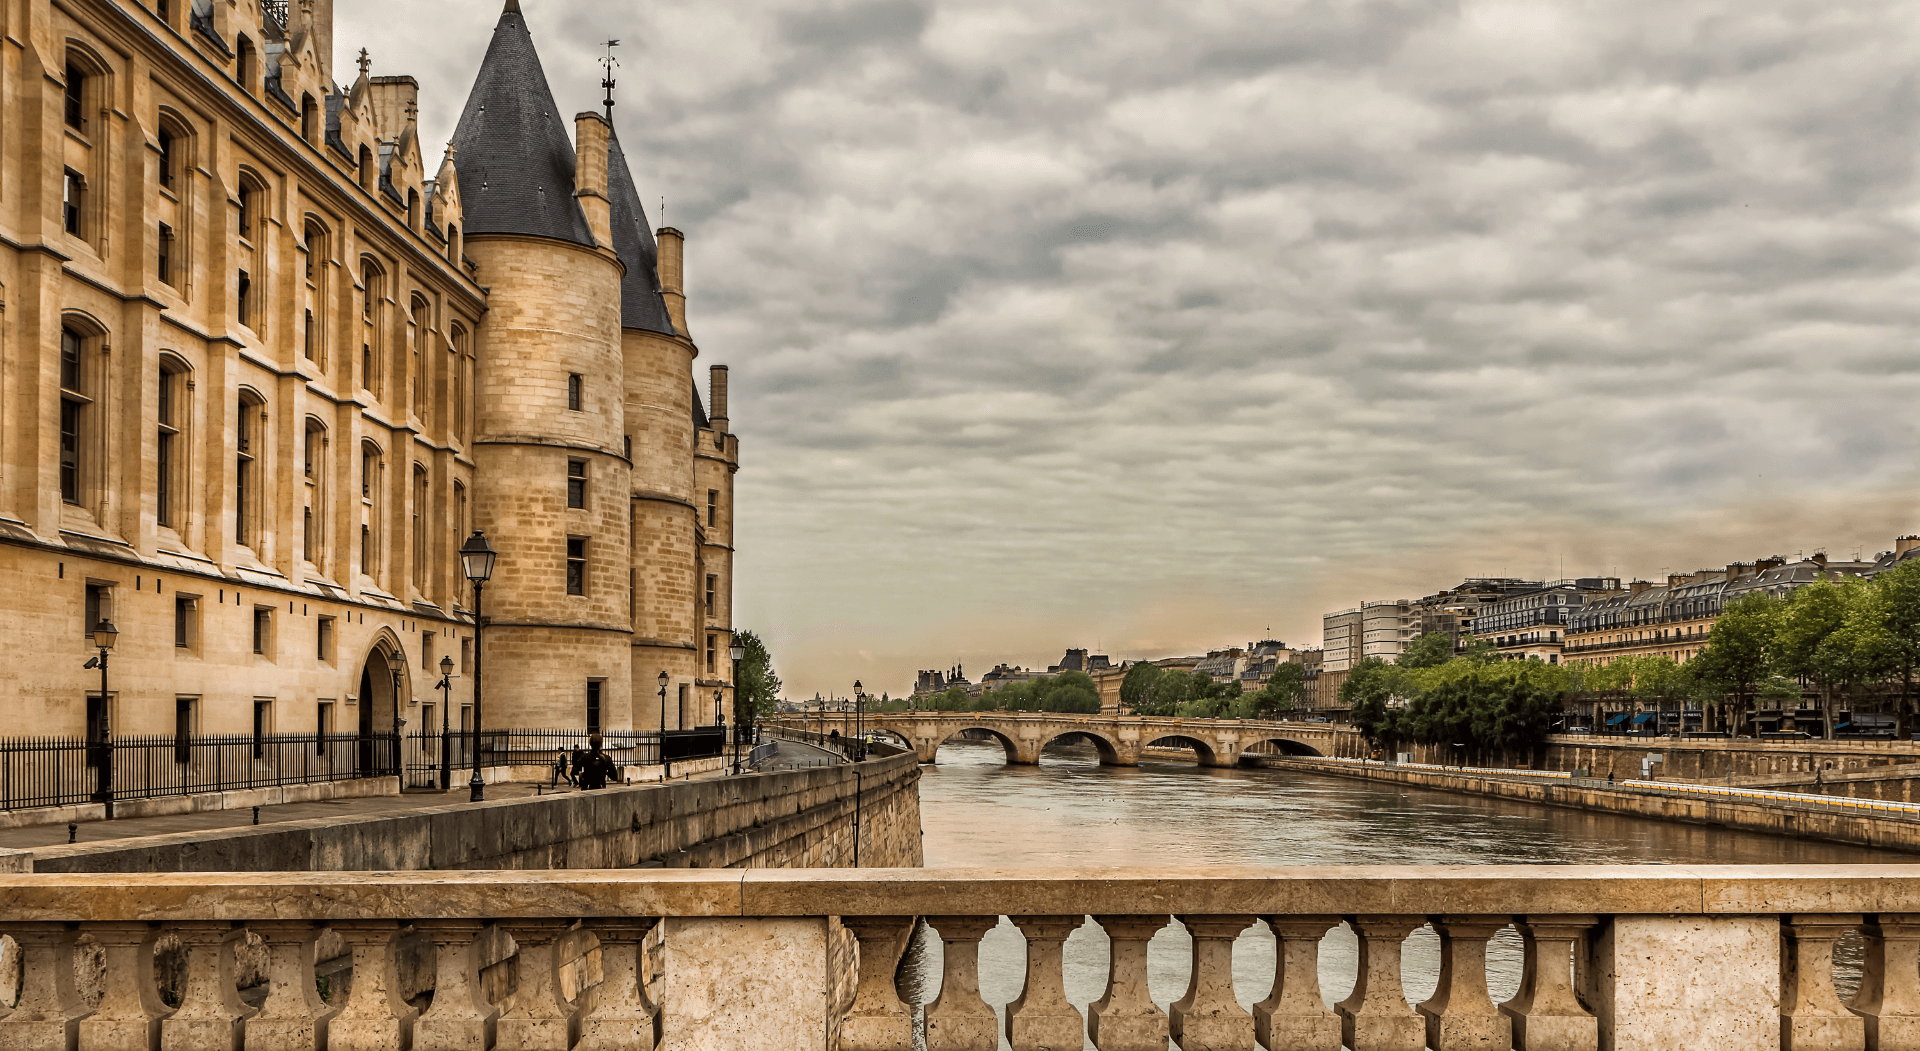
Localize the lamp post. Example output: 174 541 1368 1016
459 530 496 802
386 650 409 777
657 669 670 778
84 618 118 819
435 655 455 791
853 679 864 761
729 641 747 773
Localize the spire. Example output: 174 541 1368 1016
447 1 594 247
608 130 678 336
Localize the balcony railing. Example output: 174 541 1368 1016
0 866 1910 1050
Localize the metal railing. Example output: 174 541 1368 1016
0 732 398 811
401 729 671 790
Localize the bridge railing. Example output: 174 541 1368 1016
0 865 1908 1051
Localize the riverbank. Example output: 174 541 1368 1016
1266 755 1920 855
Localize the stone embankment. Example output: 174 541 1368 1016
1269 756 1920 854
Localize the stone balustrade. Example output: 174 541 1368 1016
0 865 1914 1050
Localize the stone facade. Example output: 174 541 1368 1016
0 0 736 739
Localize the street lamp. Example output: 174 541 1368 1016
459 530 496 802
386 650 409 776
729 641 747 773
435 655 455 791
853 679 865 761
657 669 670 778
84 618 117 819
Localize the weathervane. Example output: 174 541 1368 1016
600 40 620 121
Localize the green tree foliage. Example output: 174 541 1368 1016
733 630 782 718
1688 591 1779 720
1119 663 1164 714
1238 663 1307 719
1347 654 1567 764
1398 631 1455 669
986 671 1103 714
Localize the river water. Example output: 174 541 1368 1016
896 737 1907 1049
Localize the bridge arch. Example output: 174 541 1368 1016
1144 735 1219 766
867 727 912 749
1243 737 1324 759
1040 730 1121 765
931 727 1021 765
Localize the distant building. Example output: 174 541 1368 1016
1470 578 1623 664
1322 600 1413 673
1409 579 1547 652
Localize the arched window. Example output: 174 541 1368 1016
360 440 383 579
303 417 327 566
411 463 428 592
360 259 384 397
236 171 265 241
449 323 470 445
302 219 329 365
64 59 87 130
59 326 97 506
410 294 430 418
157 355 191 531
234 389 266 547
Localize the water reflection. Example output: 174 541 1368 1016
900 737 1903 1049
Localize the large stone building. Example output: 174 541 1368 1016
0 0 737 741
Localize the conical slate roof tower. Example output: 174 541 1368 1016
608 129 677 336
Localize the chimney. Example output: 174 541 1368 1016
1725 562 1749 581
657 227 688 336
572 113 612 250
1667 573 1688 588
1810 551 1828 567
1757 556 1787 574
1628 579 1653 596
709 364 729 434
1896 535 1920 558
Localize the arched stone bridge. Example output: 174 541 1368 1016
773 712 1368 767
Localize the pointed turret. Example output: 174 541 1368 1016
608 131 677 336
447 1 595 246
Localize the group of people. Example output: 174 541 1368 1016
549 736 621 790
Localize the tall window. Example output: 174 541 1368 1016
450 325 470 443
585 681 602 735
235 37 257 96
156 361 184 528
567 461 586 509
707 489 718 527
566 538 586 596
174 596 195 648
64 61 86 129
235 394 263 545
237 181 255 239
157 128 175 187
567 373 582 411
63 169 84 235
706 574 717 617
301 95 318 141
236 270 252 327
85 583 108 637
360 262 383 396
303 222 328 366
158 223 174 284
410 295 430 418
59 329 87 504
706 633 717 673
303 418 326 565
411 464 428 591
360 442 382 578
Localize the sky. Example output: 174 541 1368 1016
340 0 1920 700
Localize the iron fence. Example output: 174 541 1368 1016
0 732 398 812
400 728 736 789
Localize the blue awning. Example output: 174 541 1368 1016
1606 713 1630 726
1631 713 1656 725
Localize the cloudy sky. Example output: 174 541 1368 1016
342 0 1920 699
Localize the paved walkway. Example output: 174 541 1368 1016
754 737 849 771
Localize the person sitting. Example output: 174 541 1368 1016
578 735 620 791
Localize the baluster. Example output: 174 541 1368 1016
1853 913 1920 1051
923 916 998 1051
1333 916 1424 1051
158 921 253 1051
839 916 916 1051
1416 916 1511 1051
243 921 334 1051
1782 914 1865 1051
1500 915 1597 1051
574 918 657 1051
1088 915 1170 1051
1006 915 1085 1051
325 920 416 1051
1253 915 1341 1051
1170 915 1255 1051
495 920 579 1051
0 923 84 1051
410 920 498 1051
78 921 170 1051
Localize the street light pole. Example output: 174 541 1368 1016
459 531 497 803
85 619 118 819
435 655 455 791
657 669 670 779
729 641 747 774
853 679 864 762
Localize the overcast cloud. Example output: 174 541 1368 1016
344 0 1920 698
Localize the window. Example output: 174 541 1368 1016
303 310 315 358
303 222 328 366
237 270 252 326
301 95 318 141
85 583 108 637
422 632 434 670
157 127 175 188
156 361 183 527
63 169 84 235
64 61 85 129
410 295 430 417
460 636 471 675
303 418 326 565
362 445 377 498
706 574 717 617
174 697 196 764
707 633 717 673
316 701 333 754
624 435 632 459
60 328 93 506
412 465 428 591
567 461 586 508
252 699 272 757
235 394 262 545
174 596 194 648
158 223 174 285
358 145 373 189
567 373 582 411
629 568 637 627
586 681 602 735
236 37 257 96
317 616 334 661
359 442 382 577
707 489 718 527
450 325 470 442
253 607 272 656
237 181 255 239
566 537 586 596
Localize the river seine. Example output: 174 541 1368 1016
897 737 1907 1049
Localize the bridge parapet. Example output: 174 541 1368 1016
772 713 1368 766
0 865 1898 1050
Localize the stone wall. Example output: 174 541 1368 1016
1543 735 1920 784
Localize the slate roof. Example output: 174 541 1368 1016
607 130 677 335
448 2 595 247
693 382 709 428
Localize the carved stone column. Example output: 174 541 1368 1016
79 922 171 1051
1006 916 1085 1051
839 916 915 1051
0 923 86 1051
1087 915 1169 1051
412 920 498 1051
495 920 578 1051
574 918 657 1051
1851 914 1920 1050
924 916 998 1051
1782 914 1865 1051
326 920 417 1051
244 921 335 1051
1499 916 1597 1051
1254 915 1341 1051
1417 916 1511 1051
159 921 254 1051
1170 915 1256 1050
1334 916 1425 1051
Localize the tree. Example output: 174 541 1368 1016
1399 632 1455 669
1689 592 1779 732
1343 658 1403 753
1239 663 1306 719
1873 561 1920 737
1119 663 1164 714
733 630 782 719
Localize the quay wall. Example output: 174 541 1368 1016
1269 756 1920 854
